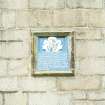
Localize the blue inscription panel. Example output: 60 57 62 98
36 36 71 71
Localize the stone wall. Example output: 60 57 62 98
0 0 105 105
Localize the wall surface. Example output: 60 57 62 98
0 0 105 105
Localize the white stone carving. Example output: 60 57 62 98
42 37 63 53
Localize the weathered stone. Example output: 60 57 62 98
0 77 18 91
76 40 105 57
88 91 105 100
0 10 2 28
76 28 102 39
18 77 56 91
8 59 29 76
2 10 15 28
88 10 105 27
1 29 30 41
72 91 86 100
53 9 105 28
67 0 103 8
95 101 105 105
72 101 94 105
0 42 29 59
75 58 80 72
78 58 105 75
58 76 100 90
30 10 53 27
4 92 27 105
0 0 105 104
72 101 87 105
16 11 29 28
0 60 7 76
29 92 72 105
101 29 105 38
38 10 53 27
53 9 87 27
102 76 105 88
0 0 28 9
29 27 74 32
29 10 38 27
29 0 65 9
0 94 2 105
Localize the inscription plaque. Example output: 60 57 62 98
32 32 75 76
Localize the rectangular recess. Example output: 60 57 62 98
32 32 75 76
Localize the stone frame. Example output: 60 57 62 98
31 32 75 76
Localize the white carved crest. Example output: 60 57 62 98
42 37 63 53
